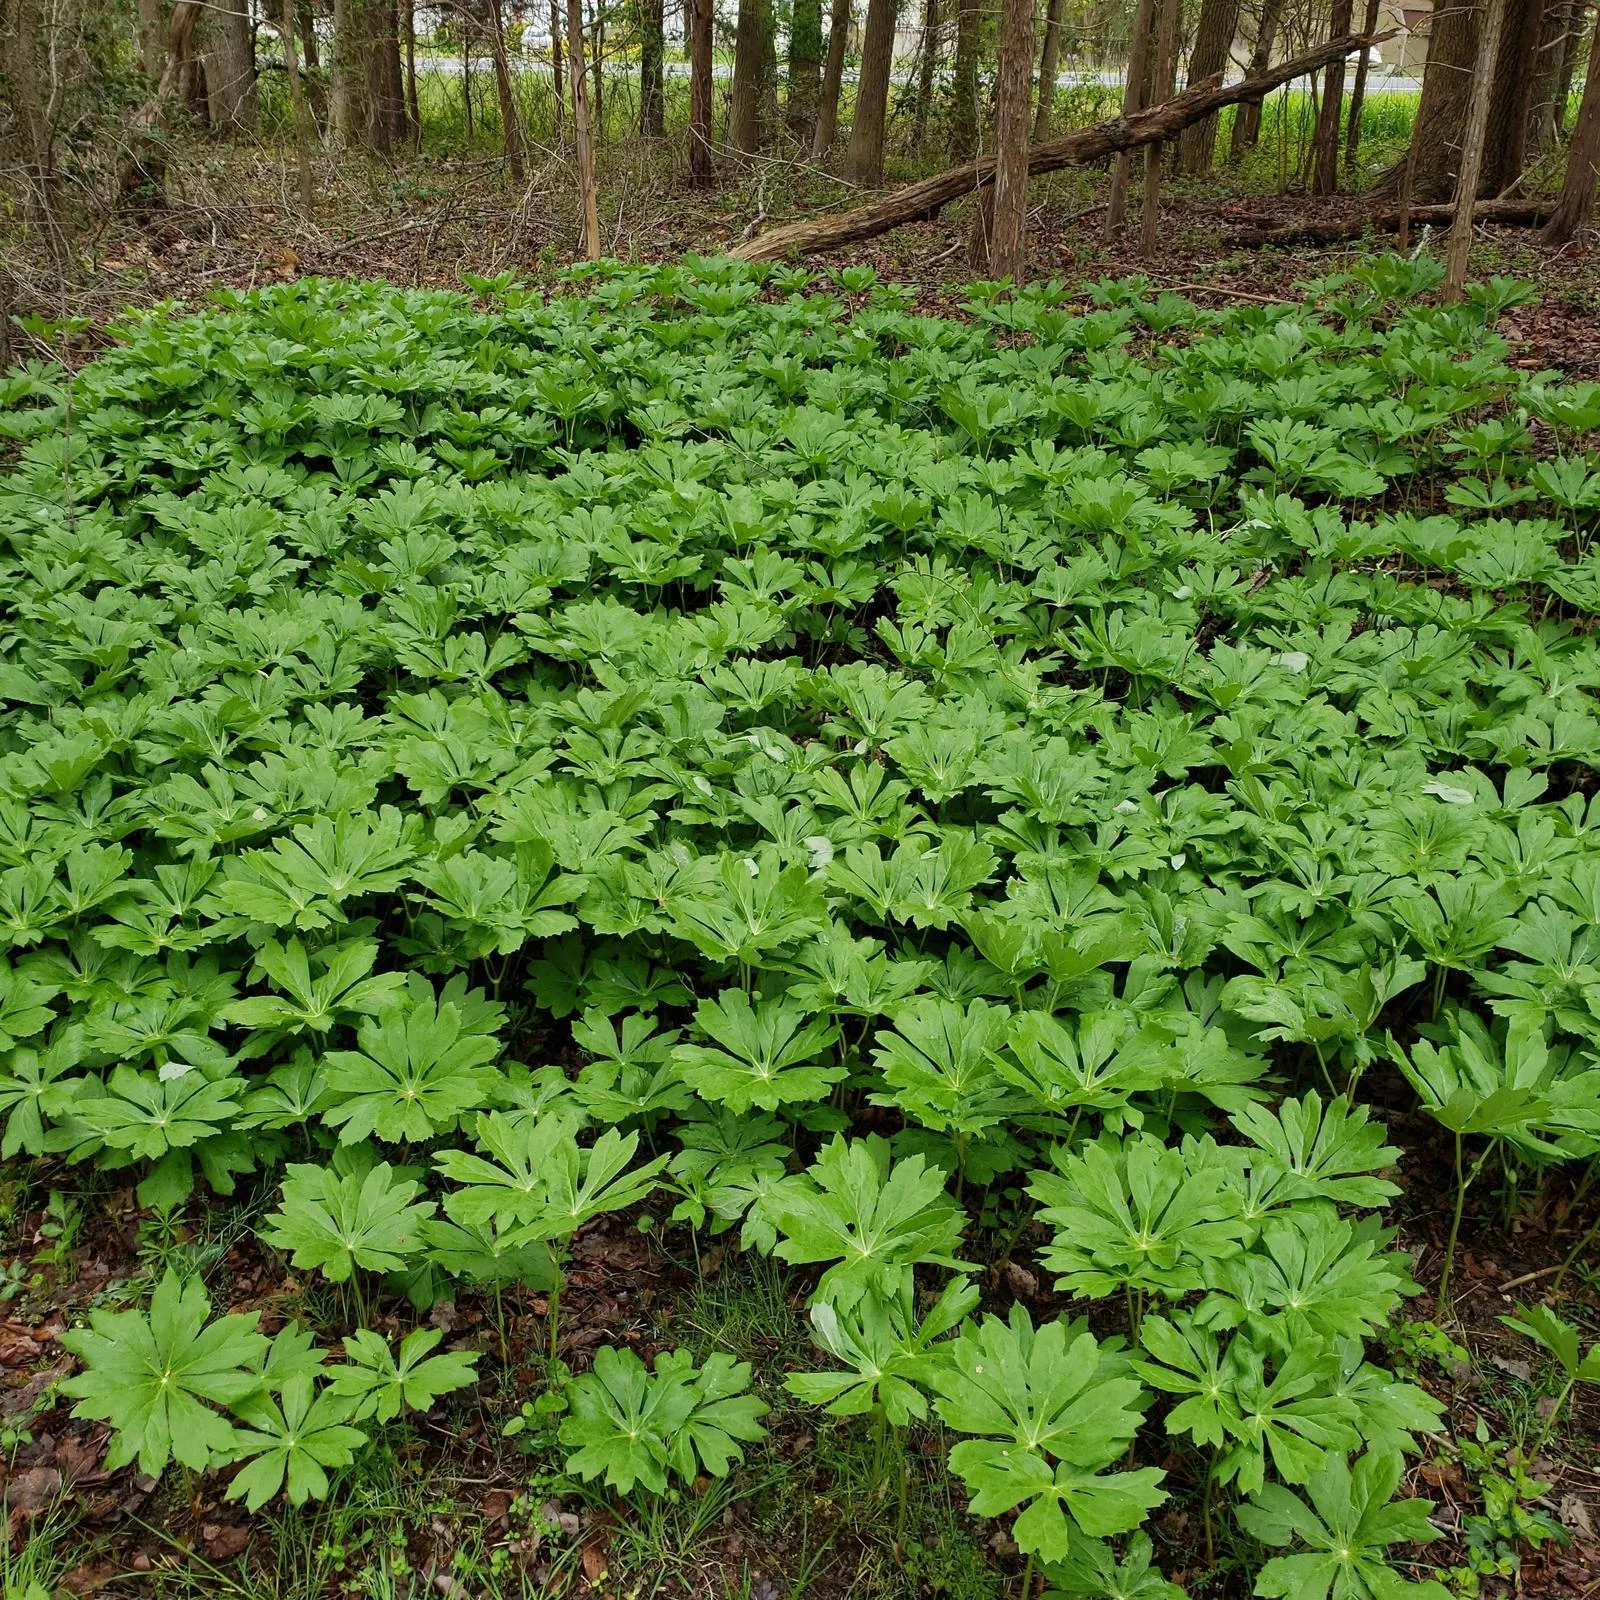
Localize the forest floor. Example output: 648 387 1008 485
6 144 1600 1600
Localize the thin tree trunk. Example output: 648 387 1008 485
592 5 604 131
205 0 258 131
551 0 565 135
912 0 940 148
136 0 164 76
641 0 665 133
1528 0 1579 156
988 0 1035 275
1541 11 1600 242
846 0 898 180
1032 0 1064 142
813 0 852 153
331 0 365 142
1106 0 1155 231
1554 0 1586 139
949 0 979 158
1230 0 1279 155
1311 0 1354 193
690 0 714 177
1178 0 1239 173
461 15 474 139
298 0 327 130
365 0 404 152
3 0 69 255
488 0 526 180
567 0 602 254
730 0 766 151
278 0 315 211
1343 0 1380 177
404 0 420 146
1445 0 1507 298
734 27 1383 256
1140 0 1180 254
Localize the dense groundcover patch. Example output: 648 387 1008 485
3 255 1600 1595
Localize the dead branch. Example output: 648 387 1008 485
731 28 1396 261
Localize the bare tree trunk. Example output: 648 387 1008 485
1310 0 1353 193
813 0 852 153
364 0 405 152
331 0 366 142
2 0 69 255
730 0 767 151
1554 0 1586 140
912 0 940 147
550 0 565 134
1230 0 1279 155
1032 0 1064 142
689 0 714 176
1395 1 1483 200
1445 0 1506 298
1529 0 1580 156
592 4 604 131
205 0 259 131
1483 0 1544 193
949 0 979 158
988 0 1035 275
1106 0 1155 230
136 0 164 76
278 0 315 211
1541 11 1600 242
633 0 661 134
1178 0 1239 173
567 0 601 253
1343 0 1380 178
404 0 420 146
118 0 205 214
734 27 1383 256
846 0 898 181
487 0 525 180
788 0 824 138
298 0 327 130
1141 0 1180 253
461 15 474 139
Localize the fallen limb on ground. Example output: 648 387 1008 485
1240 198 1554 247
732 30 1395 261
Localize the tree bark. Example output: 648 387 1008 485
1554 0 1586 140
487 0 526 181
846 0 899 181
1541 12 1600 242
730 0 767 151
551 0 565 135
912 0 941 148
461 13 474 139
364 0 405 153
298 0 327 130
1032 0 1064 142
403 0 420 146
205 0 258 131
641 0 665 134
1251 195 1551 244
949 0 980 158
736 27 1386 258
1482 0 1544 194
1445 0 1506 298
813 0 852 153
1107 0 1156 232
567 0 601 253
1141 0 1180 254
986 0 1034 274
788 0 824 138
1178 0 1239 174
1528 0 1580 156
689 0 714 177
1343 0 1380 177
2 0 69 254
1230 0 1279 155
1397 1 1484 201
331 0 367 143
136 0 164 76
1310 0 1353 193
118 0 205 214
277 0 315 211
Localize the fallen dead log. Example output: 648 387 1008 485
1240 198 1555 247
732 29 1395 261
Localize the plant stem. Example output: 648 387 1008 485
1019 1551 1034 1600
1554 1202 1600 1293
548 1282 561 1364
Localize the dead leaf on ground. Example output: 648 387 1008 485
201 1523 252 1559
3 1464 61 1513
581 1540 610 1585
